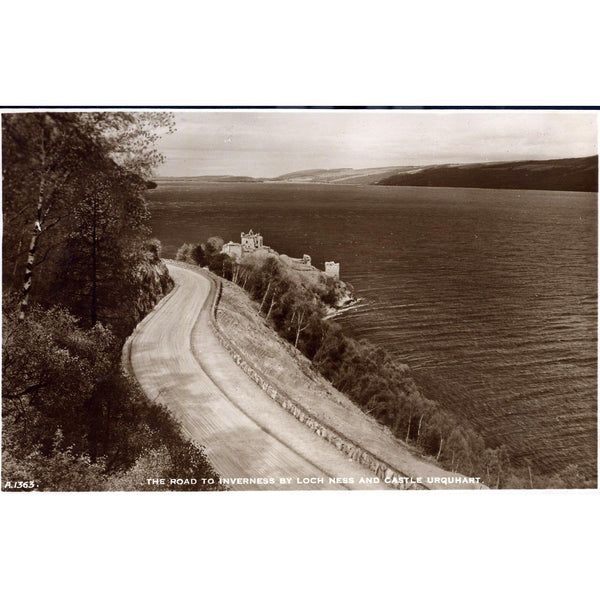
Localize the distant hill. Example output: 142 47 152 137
155 175 266 183
273 166 419 184
272 168 347 180
155 155 598 192
155 167 420 185
376 156 598 192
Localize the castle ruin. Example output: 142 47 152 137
222 229 269 259
222 229 339 279
241 229 263 252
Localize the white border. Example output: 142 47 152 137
1 3 599 595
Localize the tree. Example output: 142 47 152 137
191 243 206 266
74 112 175 179
73 174 122 326
205 236 224 254
2 112 175 321
176 243 194 263
3 114 93 320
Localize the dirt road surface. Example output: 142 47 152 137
127 263 390 491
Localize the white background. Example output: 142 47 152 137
1 2 598 598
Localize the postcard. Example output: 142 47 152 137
2 108 597 492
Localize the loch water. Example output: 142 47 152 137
148 181 598 479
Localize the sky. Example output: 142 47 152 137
155 110 598 178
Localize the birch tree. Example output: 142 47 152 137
2 112 175 320
3 114 88 320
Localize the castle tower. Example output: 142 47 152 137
325 261 340 279
241 229 263 252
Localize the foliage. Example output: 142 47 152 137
2 112 174 326
2 303 221 492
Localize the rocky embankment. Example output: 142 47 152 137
132 242 174 324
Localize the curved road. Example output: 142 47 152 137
127 263 389 491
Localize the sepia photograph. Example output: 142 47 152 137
3 4 600 599
1 108 597 492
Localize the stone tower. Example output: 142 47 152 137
325 261 340 279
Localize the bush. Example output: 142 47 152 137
2 301 221 492
175 243 195 263
145 238 163 260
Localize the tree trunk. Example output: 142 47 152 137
18 135 46 322
259 282 271 313
294 311 304 348
19 227 42 321
405 409 412 443
436 437 444 461
91 196 98 326
240 270 249 290
416 414 424 444
266 296 276 320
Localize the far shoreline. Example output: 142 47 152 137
150 178 599 196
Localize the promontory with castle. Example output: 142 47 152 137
222 229 341 280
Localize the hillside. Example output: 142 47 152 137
376 155 598 192
272 166 416 184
